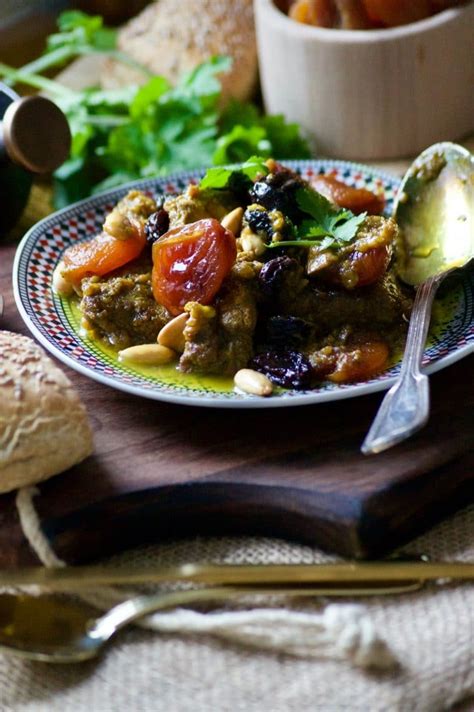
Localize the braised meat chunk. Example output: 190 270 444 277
180 276 258 375
281 272 410 332
164 186 236 229
81 260 170 350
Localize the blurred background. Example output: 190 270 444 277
0 1 149 66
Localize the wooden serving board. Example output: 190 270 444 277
1 241 473 566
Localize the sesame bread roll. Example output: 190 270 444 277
0 331 93 493
101 0 257 102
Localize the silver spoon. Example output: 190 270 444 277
362 142 474 455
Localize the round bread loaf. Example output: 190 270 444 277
0 331 93 493
101 0 257 102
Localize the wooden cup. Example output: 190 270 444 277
254 0 474 160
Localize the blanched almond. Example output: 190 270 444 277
118 344 176 366
52 261 74 297
221 207 244 235
239 227 266 256
234 369 273 397
157 313 189 353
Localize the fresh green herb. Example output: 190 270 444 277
0 11 310 208
15 11 150 81
215 101 309 164
199 156 270 190
47 10 117 53
268 187 366 251
212 125 271 165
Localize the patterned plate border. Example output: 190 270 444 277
13 160 474 408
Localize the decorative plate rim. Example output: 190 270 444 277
12 159 474 409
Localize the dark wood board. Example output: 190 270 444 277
0 242 473 566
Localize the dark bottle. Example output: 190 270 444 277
0 84 71 236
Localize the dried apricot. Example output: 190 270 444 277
328 341 389 382
62 230 146 284
361 0 431 26
152 219 236 315
311 175 385 214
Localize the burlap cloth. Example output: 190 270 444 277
0 498 473 712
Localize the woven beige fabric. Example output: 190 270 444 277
2 504 474 712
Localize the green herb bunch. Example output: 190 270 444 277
0 11 310 208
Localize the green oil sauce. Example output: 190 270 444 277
63 299 235 393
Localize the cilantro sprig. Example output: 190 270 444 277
199 156 269 190
268 187 366 251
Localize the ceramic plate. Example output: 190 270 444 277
13 160 474 408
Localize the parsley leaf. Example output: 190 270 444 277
213 125 271 165
330 213 367 243
268 187 366 251
199 156 269 190
198 166 234 190
46 10 117 53
297 188 337 225
260 114 311 159
178 55 232 105
216 100 310 165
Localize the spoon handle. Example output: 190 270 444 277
361 274 443 455
88 580 425 644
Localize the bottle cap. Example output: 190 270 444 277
2 95 71 174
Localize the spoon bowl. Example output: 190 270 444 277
362 142 474 455
395 142 474 286
0 594 101 662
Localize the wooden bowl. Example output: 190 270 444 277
254 0 474 160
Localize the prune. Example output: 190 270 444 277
249 168 305 221
145 209 169 245
258 256 301 298
264 316 312 350
249 350 313 390
244 208 273 239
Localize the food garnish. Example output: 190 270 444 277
199 156 270 190
269 187 367 250
200 161 375 255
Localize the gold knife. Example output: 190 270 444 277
0 560 473 592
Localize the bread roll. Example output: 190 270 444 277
0 331 93 493
101 0 257 102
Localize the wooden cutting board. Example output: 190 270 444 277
1 241 473 566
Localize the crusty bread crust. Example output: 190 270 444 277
101 0 257 102
0 331 93 493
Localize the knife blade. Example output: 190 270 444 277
0 560 473 591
